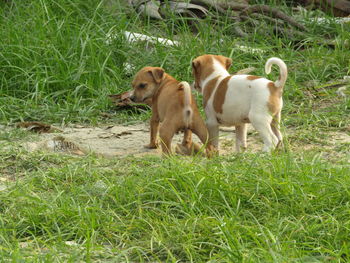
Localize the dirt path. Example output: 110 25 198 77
22 123 260 157
20 123 350 158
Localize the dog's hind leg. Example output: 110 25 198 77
235 124 247 152
271 112 283 149
191 114 216 156
159 121 177 155
250 113 278 152
181 129 193 148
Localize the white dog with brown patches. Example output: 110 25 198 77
192 54 287 153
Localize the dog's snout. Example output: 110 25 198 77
130 95 136 101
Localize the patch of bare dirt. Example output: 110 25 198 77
19 123 258 157
15 123 350 158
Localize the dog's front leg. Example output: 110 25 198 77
145 117 159 149
235 124 247 152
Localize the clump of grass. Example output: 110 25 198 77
0 0 131 123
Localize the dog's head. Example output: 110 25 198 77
130 67 165 103
192 55 232 93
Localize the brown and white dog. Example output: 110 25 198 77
130 66 212 155
192 55 287 152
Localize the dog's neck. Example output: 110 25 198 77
151 73 178 98
201 60 230 94
160 73 177 87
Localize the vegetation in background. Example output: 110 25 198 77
0 0 349 127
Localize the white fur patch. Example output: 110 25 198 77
200 58 230 89
217 76 271 125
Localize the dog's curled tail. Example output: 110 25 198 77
265 57 288 89
179 81 193 128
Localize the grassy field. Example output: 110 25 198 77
0 0 349 262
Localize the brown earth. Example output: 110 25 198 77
20 123 350 158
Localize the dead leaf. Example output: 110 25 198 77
73 124 85 128
45 136 85 155
109 91 132 101
138 0 163 19
115 131 132 138
100 112 113 118
16 122 62 133
98 133 113 139
98 131 132 139
109 90 152 109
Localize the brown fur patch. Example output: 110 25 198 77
213 76 231 114
246 75 262 81
267 82 282 115
214 55 232 70
203 76 220 108
192 55 214 91
147 73 177 104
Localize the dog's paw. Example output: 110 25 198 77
176 142 205 156
175 144 191 156
191 142 205 155
206 145 219 158
144 143 158 149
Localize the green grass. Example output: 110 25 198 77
1 0 350 261
1 0 349 127
0 140 349 262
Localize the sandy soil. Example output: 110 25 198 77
22 123 263 157
21 123 350 158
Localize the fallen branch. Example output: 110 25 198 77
311 0 350 17
240 5 307 32
124 0 310 40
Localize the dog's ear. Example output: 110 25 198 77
192 60 200 71
149 67 165 84
225 57 232 70
217 55 232 70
